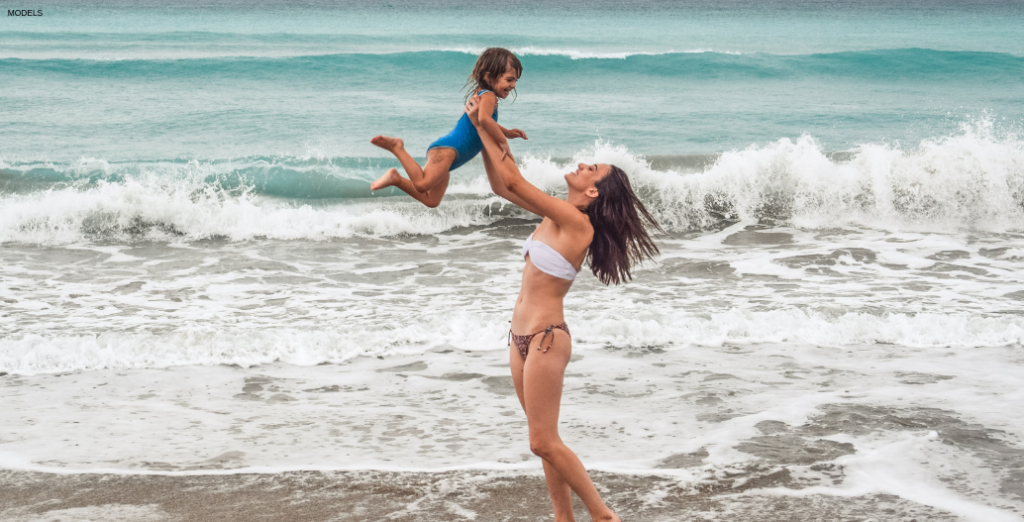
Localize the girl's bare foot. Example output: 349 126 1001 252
370 168 402 191
370 135 404 153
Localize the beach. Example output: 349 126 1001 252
3 323 1024 519
0 469 975 521
3 0 1024 520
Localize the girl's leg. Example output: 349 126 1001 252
370 167 449 208
522 334 619 522
370 136 454 193
510 346 576 522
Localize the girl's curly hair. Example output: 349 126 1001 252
466 47 522 101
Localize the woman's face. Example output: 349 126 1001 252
565 163 612 195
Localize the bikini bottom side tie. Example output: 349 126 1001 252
508 322 571 360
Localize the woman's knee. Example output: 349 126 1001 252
529 435 561 460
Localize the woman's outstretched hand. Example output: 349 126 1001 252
465 94 512 161
465 94 482 122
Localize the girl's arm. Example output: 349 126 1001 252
467 96 588 228
500 125 528 140
475 92 514 160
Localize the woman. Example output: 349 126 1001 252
466 95 662 522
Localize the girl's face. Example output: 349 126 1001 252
489 64 519 99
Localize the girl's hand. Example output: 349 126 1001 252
499 142 514 162
465 94 482 122
506 129 528 140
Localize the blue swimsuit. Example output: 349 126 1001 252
427 90 498 171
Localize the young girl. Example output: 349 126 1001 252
369 47 528 208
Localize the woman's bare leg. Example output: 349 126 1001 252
543 460 577 521
518 335 619 522
511 346 577 521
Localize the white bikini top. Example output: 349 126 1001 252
522 233 579 281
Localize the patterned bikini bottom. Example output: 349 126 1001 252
508 322 571 360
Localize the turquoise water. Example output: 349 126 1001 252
3 1 1023 229
3 4 1024 519
3 1 1023 164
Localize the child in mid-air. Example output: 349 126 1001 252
370 47 527 208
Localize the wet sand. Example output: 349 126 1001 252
0 469 964 522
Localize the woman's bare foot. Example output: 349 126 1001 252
370 135 405 153
594 513 620 522
370 168 402 191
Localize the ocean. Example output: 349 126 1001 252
2 1 1024 520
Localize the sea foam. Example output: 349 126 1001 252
3 309 1022 375
2 124 1022 245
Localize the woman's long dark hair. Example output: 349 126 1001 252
586 166 662 285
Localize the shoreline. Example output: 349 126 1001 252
0 469 964 522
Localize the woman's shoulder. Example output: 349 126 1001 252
536 220 591 262
552 213 594 242
541 215 591 234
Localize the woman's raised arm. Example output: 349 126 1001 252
466 95 589 228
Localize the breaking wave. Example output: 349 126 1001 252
1 121 1022 245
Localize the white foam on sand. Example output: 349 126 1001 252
752 431 1024 522
1 340 1022 517
0 504 173 522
